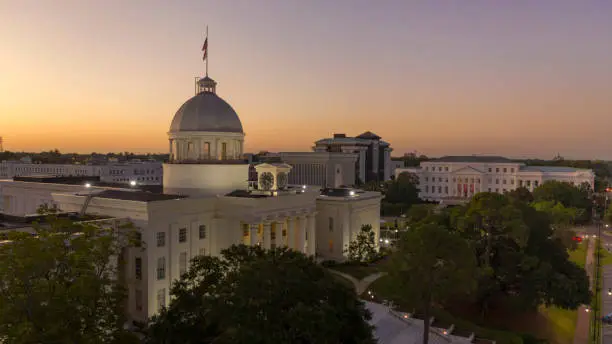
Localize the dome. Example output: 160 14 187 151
169 91 243 133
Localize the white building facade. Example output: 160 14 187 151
0 160 162 185
0 71 382 324
395 156 595 203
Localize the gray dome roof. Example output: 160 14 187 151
169 92 243 133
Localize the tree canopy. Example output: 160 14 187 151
146 245 376 344
387 223 477 344
450 192 590 312
532 181 591 223
0 216 138 344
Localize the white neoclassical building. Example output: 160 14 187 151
395 156 595 203
0 71 382 323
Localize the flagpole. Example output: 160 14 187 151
206 25 209 77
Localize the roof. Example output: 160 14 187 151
10 175 164 193
430 156 513 163
90 190 185 202
356 131 382 140
519 166 592 173
169 91 243 133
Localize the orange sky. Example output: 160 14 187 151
2 1 612 159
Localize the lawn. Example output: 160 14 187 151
568 241 589 268
599 244 612 266
534 240 590 344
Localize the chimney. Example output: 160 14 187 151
333 133 346 138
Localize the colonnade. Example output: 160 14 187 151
245 213 316 256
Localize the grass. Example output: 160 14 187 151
538 306 578 344
534 239 590 344
568 241 589 268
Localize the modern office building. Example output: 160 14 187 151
395 156 595 203
314 132 393 184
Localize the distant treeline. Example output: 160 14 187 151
0 149 169 164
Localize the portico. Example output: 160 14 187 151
242 212 317 255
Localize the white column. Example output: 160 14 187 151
263 222 272 250
307 213 316 256
287 217 295 250
297 216 306 253
168 139 173 160
250 223 259 246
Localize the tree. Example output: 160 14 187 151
346 224 378 263
387 223 477 344
384 172 420 204
146 245 376 344
532 200 578 230
0 215 138 344
533 181 591 223
451 193 590 314
506 187 534 203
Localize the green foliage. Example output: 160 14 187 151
385 172 420 204
506 187 534 203
0 216 138 344
531 200 578 230
146 245 376 344
532 181 591 223
346 224 378 263
387 223 477 344
451 193 590 313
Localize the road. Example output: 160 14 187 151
601 231 612 344
575 237 595 344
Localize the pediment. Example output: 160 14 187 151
452 166 485 175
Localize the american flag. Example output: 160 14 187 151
202 38 208 61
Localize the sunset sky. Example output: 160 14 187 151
2 0 612 159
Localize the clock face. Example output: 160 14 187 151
259 172 274 191
277 172 288 189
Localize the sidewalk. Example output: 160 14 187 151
574 239 596 344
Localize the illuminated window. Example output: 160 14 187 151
199 225 207 239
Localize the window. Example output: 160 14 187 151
496 179 499 184
199 225 207 239
445 167 449 171
156 232 165 247
179 252 187 275
519 180 523 186
496 168 499 173
535 180 539 187
445 178 448 182
526 181 531 186
157 289 166 311
511 168 515 173
179 228 187 243
425 177 428 182
503 189 507 193
511 180 514 185
444 186 448 194
503 179 507 184
438 186 441 193
488 188 492 192
328 240 333 252
157 257 166 280
438 177 442 182
503 168 507 173
135 258 142 280
425 185 429 192
221 142 227 160
328 217 334 232
495 188 499 193
135 289 143 311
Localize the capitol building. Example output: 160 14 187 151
0 70 382 323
